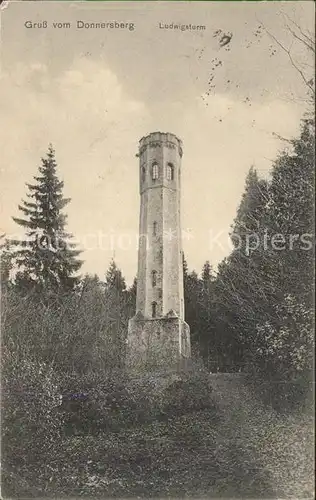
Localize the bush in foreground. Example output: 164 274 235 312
58 364 217 435
1 353 65 500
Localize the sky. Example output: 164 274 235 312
0 1 314 284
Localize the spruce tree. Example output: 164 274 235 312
214 118 314 383
104 260 127 296
104 260 128 368
251 118 315 387
201 261 213 294
266 117 314 304
182 255 202 352
11 145 82 294
213 167 270 370
126 277 137 318
199 261 215 361
232 166 268 238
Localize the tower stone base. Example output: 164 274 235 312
126 312 191 373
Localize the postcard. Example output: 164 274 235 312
0 1 314 498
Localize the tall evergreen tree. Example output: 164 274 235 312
126 277 137 318
213 117 314 385
10 145 82 294
250 117 315 386
183 255 202 353
265 118 314 305
198 261 215 360
201 261 214 309
232 166 269 243
104 260 127 296
213 167 270 370
104 260 128 368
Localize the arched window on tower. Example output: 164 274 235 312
141 166 146 183
153 221 157 236
152 162 159 180
166 163 174 181
152 301 157 318
151 270 157 287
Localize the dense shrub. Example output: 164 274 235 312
161 370 215 417
243 294 314 412
57 366 217 435
245 369 314 413
1 354 64 472
59 370 144 434
1 285 128 375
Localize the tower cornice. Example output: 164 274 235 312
139 132 183 157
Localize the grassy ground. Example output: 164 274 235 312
210 373 314 499
2 374 314 498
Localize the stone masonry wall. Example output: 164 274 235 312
127 316 190 371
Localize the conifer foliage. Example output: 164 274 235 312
182 117 314 387
11 145 82 293
212 117 314 393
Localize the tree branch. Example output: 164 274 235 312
281 12 315 53
257 17 315 100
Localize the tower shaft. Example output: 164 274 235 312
136 132 184 320
127 132 190 370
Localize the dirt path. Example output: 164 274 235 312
210 373 314 499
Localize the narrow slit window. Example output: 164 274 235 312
152 163 159 180
153 221 157 236
152 270 157 287
167 163 174 181
152 301 157 318
141 166 146 182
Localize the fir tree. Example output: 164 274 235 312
80 273 104 299
11 145 82 294
199 261 215 360
250 117 315 386
201 261 213 293
104 260 128 368
266 118 315 304
104 259 127 296
231 166 269 253
213 167 271 370
126 277 137 318
183 255 202 352
214 117 314 382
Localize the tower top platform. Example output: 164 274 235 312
139 132 183 157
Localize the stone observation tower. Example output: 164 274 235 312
127 132 191 370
